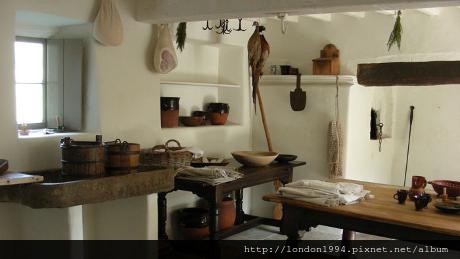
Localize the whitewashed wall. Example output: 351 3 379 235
252 7 460 207
0 0 252 240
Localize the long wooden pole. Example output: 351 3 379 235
256 86 283 220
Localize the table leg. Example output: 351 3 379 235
281 205 307 241
207 192 222 240
158 192 168 240
235 189 244 225
340 230 356 259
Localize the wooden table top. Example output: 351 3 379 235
263 179 460 237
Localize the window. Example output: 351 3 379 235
15 37 46 128
14 37 83 132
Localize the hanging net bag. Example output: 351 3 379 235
328 75 343 179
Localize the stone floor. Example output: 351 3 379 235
224 224 390 240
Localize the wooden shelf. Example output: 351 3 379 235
161 81 240 88
260 75 357 86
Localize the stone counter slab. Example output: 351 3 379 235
0 167 175 209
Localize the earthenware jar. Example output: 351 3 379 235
161 97 180 128
409 175 427 200
207 103 230 125
179 208 209 240
219 197 236 230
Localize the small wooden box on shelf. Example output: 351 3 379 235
312 44 340 75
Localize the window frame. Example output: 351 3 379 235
15 36 47 129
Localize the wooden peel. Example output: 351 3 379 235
256 87 283 220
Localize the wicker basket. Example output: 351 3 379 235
140 139 192 169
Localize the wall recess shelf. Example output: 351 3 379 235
161 121 241 130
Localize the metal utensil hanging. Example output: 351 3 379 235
403 106 415 186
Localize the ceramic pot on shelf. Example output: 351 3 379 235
207 103 230 125
161 97 180 128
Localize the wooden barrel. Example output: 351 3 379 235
105 139 140 175
60 136 105 177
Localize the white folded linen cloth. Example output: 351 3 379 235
176 166 243 185
279 180 370 207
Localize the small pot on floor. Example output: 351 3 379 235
179 208 209 240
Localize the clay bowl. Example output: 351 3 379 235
179 208 209 228
207 103 230 125
209 112 229 125
231 151 279 167
429 180 460 197
180 116 205 127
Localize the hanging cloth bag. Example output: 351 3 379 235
328 76 343 179
93 0 124 46
153 24 178 74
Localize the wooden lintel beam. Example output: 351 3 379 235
357 61 460 86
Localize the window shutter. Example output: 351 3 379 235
46 39 83 131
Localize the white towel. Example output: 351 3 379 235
279 180 370 207
176 166 243 185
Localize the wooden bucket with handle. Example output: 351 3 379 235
60 135 105 177
105 139 140 175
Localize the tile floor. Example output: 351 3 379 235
224 224 389 240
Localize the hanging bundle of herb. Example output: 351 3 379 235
176 22 187 52
387 10 402 51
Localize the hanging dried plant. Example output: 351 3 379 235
176 22 187 52
387 10 402 51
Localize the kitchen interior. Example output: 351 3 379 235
1 0 460 253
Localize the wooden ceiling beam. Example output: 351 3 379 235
301 14 332 22
137 0 460 24
357 61 460 86
342 12 366 18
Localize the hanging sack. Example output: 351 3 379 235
93 0 124 46
153 24 178 74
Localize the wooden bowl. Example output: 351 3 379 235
231 151 279 167
180 116 205 127
429 180 460 197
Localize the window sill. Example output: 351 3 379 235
17 129 90 140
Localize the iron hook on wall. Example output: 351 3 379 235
202 20 213 30
215 19 232 34
234 18 246 31
203 19 246 35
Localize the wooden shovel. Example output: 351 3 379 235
290 73 306 111
0 159 8 175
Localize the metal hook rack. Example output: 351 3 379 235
202 18 247 34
